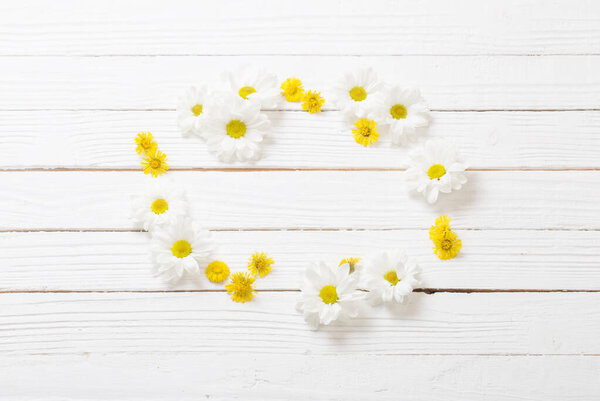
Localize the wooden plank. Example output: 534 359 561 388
0 171 598 230
2 110 600 169
1 0 599 56
2 354 599 400
1 230 599 291
1 292 599 355
1 56 599 110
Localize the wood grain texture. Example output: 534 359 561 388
1 0 599 56
2 292 599 356
0 171 598 230
1 230 599 291
1 55 599 110
2 354 599 401
2 110 600 169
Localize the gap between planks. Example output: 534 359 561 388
1 289 598 294
1 167 599 172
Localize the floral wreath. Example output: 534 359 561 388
132 67 467 329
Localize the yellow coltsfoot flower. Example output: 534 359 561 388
301 90 325 113
432 229 462 260
281 77 304 102
352 118 379 147
226 272 257 303
135 132 158 155
142 149 169 177
429 215 452 240
248 252 274 278
205 260 231 283
339 257 361 274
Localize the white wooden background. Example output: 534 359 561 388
1 1 600 399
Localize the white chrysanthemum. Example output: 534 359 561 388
224 67 281 109
151 218 213 282
369 86 431 146
201 96 271 163
177 85 211 137
405 139 468 204
359 250 420 306
131 180 188 232
330 68 383 118
296 261 361 329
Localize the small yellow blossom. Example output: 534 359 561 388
205 260 230 283
352 118 379 147
281 77 304 102
248 252 274 278
432 229 462 260
302 90 325 113
429 215 452 240
226 272 257 303
141 149 169 177
135 132 158 155
339 257 361 274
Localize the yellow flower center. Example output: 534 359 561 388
319 285 339 304
441 239 453 250
150 159 161 169
359 127 372 137
384 270 400 285
191 104 203 116
150 198 168 214
226 120 246 139
427 164 446 180
238 86 256 99
390 104 408 119
171 240 192 258
349 86 367 101
141 139 153 149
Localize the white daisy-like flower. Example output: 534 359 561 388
369 86 431 146
131 179 188 232
224 67 281 109
330 68 383 118
405 139 468 204
151 218 214 282
177 85 211 137
359 250 420 306
201 95 271 163
296 261 361 329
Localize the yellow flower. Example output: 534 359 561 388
352 118 379 147
135 132 157 155
248 252 274 278
301 90 325 113
141 149 169 177
339 257 361 274
429 215 452 240
432 229 462 260
281 77 304 102
226 272 256 303
205 260 230 283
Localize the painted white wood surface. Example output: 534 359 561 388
1 1 599 399
1 230 599 291
2 111 600 169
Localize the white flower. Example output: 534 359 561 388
405 139 468 204
296 261 361 329
177 85 211 137
224 67 281 109
201 95 271 163
369 86 431 146
330 68 382 118
131 179 188 231
359 250 420 305
151 218 213 282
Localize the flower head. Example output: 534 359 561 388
131 179 188 231
177 85 211 137
360 250 420 305
330 68 382 118
205 260 230 283
224 67 281 109
281 77 304 102
429 215 452 240
248 252 274 278
296 261 361 329
405 139 467 204
368 86 431 146
432 227 462 260
339 257 361 274
226 272 257 303
151 218 213 282
142 149 169 178
135 132 157 155
302 90 325 114
201 95 271 163
352 118 380 147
